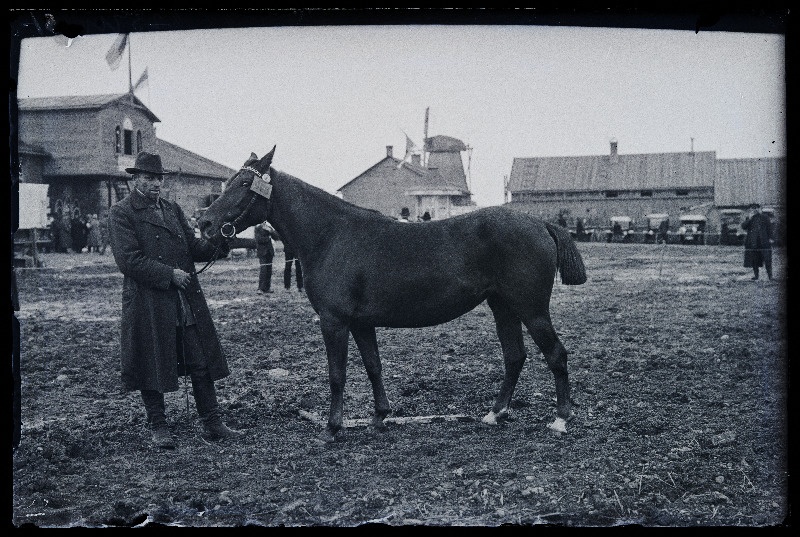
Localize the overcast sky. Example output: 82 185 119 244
15 22 785 207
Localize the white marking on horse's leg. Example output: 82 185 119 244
481 407 508 425
547 417 568 433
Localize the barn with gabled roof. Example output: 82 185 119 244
337 135 476 221
506 140 716 231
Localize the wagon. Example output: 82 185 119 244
643 213 669 244
678 214 707 245
719 209 746 246
605 216 635 243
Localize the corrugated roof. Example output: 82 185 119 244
156 139 237 180
507 151 716 192
714 157 786 207
18 93 160 123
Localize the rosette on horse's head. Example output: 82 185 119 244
198 146 277 246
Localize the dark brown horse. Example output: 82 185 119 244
198 147 587 442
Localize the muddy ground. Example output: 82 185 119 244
11 242 789 527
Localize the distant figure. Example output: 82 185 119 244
283 240 304 292
742 203 773 281
422 211 431 222
558 214 568 228
57 212 72 252
658 219 669 244
399 207 411 223
255 221 279 293
99 210 110 254
575 217 585 239
86 214 102 253
71 210 87 253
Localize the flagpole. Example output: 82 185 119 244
127 33 133 97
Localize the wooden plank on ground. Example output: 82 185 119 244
298 409 477 428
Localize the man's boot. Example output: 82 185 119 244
191 370 242 441
141 390 176 449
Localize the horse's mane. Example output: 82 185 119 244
273 168 396 222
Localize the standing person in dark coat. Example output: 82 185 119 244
71 210 87 253
109 151 238 449
742 203 773 281
254 220 279 293
283 239 303 292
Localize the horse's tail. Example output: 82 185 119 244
545 222 588 285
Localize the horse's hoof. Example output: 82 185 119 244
481 409 504 425
320 430 337 443
370 417 387 430
547 417 568 433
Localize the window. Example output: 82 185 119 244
122 118 134 155
676 189 689 196
115 126 121 153
124 130 133 155
136 131 142 153
640 190 653 197
604 190 618 198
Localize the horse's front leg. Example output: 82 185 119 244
351 324 391 429
319 317 350 442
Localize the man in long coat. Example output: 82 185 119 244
254 220 278 293
742 203 773 281
109 151 238 449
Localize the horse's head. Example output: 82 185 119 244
198 146 276 244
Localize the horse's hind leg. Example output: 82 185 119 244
482 296 527 425
524 314 574 433
351 324 391 429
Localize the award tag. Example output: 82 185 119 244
250 174 273 198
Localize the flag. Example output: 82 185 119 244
133 67 148 91
405 134 416 156
397 133 417 169
105 34 128 70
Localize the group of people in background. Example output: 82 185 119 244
49 207 109 254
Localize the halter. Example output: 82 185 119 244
220 166 270 238
195 166 268 275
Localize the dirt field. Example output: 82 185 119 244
11 242 788 527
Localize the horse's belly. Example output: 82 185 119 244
360 294 484 329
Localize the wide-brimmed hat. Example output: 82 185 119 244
125 152 171 175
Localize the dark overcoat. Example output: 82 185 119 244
742 212 773 268
109 189 229 393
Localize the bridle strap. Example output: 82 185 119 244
197 166 268 275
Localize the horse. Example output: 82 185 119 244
198 147 587 442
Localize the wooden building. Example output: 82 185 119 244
505 140 785 242
15 92 235 223
505 140 716 231
337 135 476 221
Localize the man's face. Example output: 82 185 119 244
134 173 164 201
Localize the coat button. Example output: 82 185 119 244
156 234 160 239
196 290 201 294
158 255 163 259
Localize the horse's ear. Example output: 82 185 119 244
243 152 259 166
262 145 276 167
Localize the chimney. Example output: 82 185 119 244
610 138 618 164
411 154 421 166
386 145 393 158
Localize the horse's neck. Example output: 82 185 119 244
269 171 343 261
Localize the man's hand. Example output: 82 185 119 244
172 268 191 290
